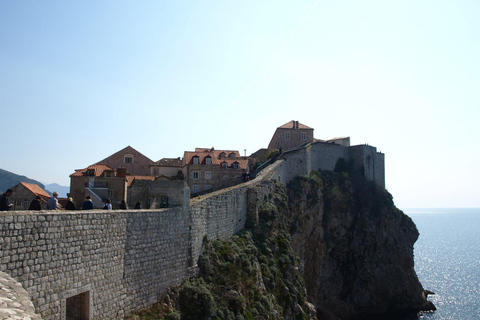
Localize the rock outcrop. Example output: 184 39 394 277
287 171 435 319
129 170 434 319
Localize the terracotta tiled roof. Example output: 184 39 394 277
96 145 155 165
154 158 183 167
278 120 313 130
19 182 51 199
126 175 156 187
70 164 115 177
183 148 245 167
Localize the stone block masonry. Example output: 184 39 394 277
0 209 197 319
0 179 278 319
0 140 385 319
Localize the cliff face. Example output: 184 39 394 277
128 170 434 320
287 171 434 319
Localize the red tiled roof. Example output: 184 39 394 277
19 182 51 199
70 164 115 177
183 148 245 167
278 120 313 130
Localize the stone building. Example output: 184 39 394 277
150 157 183 177
69 164 129 209
128 176 190 209
11 182 51 210
183 148 249 195
267 120 315 151
95 145 155 176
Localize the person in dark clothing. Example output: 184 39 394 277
0 189 14 211
103 198 112 210
134 201 142 209
82 195 94 210
29 196 42 210
120 200 128 210
65 197 76 210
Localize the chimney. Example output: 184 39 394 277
292 120 296 129
117 168 127 177
295 121 299 129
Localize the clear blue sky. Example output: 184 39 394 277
1 1 479 208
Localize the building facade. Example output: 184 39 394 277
95 145 155 176
11 182 51 210
267 120 315 151
70 164 129 209
183 148 249 195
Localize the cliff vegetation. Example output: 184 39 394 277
128 170 434 320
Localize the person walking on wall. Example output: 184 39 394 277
120 199 128 210
0 189 14 211
103 198 112 210
65 197 76 210
29 196 42 210
47 192 59 210
82 195 94 210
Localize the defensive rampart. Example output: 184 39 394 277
0 141 384 319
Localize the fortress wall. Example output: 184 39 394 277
374 152 385 188
259 142 349 185
0 208 198 319
190 185 250 265
0 211 127 319
122 208 196 315
0 141 386 319
307 142 349 173
0 271 41 320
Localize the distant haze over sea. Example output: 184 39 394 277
0 168 69 198
44 183 70 198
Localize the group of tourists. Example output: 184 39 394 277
0 189 141 211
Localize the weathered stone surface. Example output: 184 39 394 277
0 271 42 319
287 172 435 319
0 158 429 319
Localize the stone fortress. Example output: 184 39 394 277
0 121 384 319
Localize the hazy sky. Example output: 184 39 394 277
1 1 479 208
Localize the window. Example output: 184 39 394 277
233 162 239 169
229 153 236 158
192 185 200 193
205 171 211 180
193 156 199 164
301 133 306 140
221 162 228 169
124 154 134 163
205 156 212 164
219 152 226 158
108 190 114 198
104 171 114 177
205 185 212 190
285 132 290 140
192 171 200 179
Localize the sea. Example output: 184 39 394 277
403 208 480 320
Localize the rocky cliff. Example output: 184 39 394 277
128 170 434 320
287 171 435 319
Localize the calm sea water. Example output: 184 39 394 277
404 208 480 320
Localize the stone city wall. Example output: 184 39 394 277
0 141 385 319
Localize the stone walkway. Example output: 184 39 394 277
0 271 41 320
